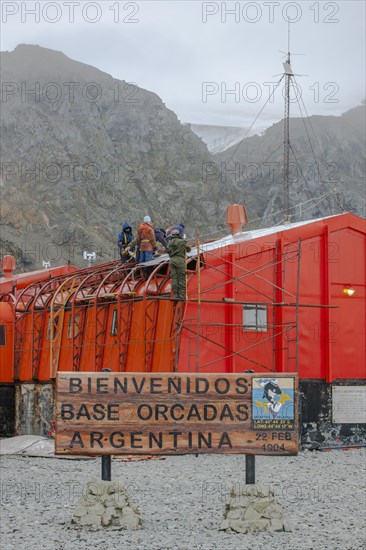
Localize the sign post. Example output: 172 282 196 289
245 455 255 484
100 368 112 481
101 455 111 481
56 373 298 458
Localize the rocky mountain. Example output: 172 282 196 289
188 124 264 154
0 45 229 270
214 104 366 226
1 45 364 271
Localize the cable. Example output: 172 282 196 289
291 76 344 214
243 192 333 227
291 81 333 213
224 75 285 167
288 143 319 220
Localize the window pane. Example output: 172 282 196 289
46 316 59 340
74 313 81 338
111 310 118 336
243 306 257 331
243 304 267 332
257 306 267 332
0 325 6 346
66 316 72 340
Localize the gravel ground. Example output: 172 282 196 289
0 450 365 550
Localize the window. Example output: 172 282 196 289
243 304 267 332
0 325 6 346
66 313 81 340
67 316 72 340
46 317 59 340
111 309 118 336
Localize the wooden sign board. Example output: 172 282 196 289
56 373 299 456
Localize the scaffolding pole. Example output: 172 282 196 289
295 238 302 373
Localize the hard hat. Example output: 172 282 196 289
143 216 151 223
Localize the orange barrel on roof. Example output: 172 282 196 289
226 204 248 235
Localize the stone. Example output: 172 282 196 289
229 520 248 534
268 519 285 532
253 497 273 514
122 507 135 518
72 506 84 518
256 485 273 498
114 498 128 510
248 519 270 532
107 506 119 519
78 515 92 527
82 497 98 508
101 508 114 527
103 497 118 508
122 508 141 529
218 520 230 531
87 481 104 497
107 482 122 495
89 513 103 527
226 509 241 520
283 520 291 532
244 507 261 521
220 483 288 534
241 486 258 497
124 516 141 529
93 503 106 517
228 496 249 508
261 503 284 519
71 478 141 530
79 512 102 527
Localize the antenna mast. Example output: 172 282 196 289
283 20 293 223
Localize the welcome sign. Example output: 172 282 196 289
55 373 299 455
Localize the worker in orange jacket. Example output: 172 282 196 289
137 216 157 263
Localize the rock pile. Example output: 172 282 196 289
220 484 290 534
71 479 142 529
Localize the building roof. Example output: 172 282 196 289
0 264 77 296
1 213 364 286
143 212 365 265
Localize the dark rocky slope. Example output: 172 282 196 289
0 45 227 269
214 104 365 226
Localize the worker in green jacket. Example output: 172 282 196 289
167 230 191 300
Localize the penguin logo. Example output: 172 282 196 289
256 378 283 417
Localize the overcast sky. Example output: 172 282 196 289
1 1 365 127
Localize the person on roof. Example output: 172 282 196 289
117 222 134 263
137 216 157 263
154 228 168 253
167 229 191 300
166 223 185 242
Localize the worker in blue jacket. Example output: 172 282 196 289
117 222 134 263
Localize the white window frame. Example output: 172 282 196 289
243 304 267 332
46 316 59 340
111 309 118 336
0 325 6 346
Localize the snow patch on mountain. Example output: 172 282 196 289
187 124 266 154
